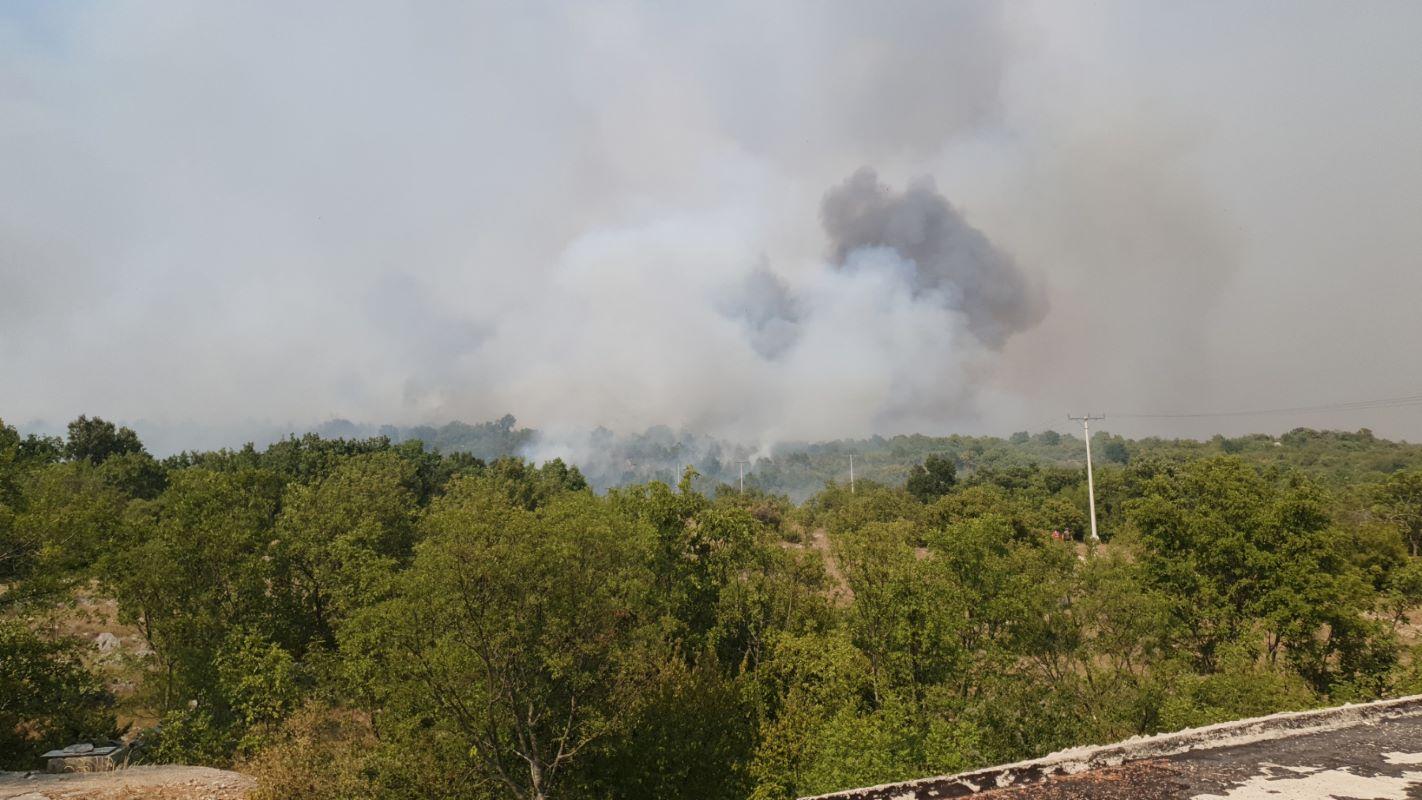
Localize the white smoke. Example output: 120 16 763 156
6 1 1422 451
491 171 1038 466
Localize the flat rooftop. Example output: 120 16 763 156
804 694 1422 800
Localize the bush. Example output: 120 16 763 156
149 706 237 766
247 703 378 800
1155 645 1317 731
215 630 303 753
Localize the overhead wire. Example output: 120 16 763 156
1108 391 1422 420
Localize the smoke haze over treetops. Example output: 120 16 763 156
4 1 1422 453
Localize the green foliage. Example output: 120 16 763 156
1374 469 1422 555
103 467 284 709
344 483 658 800
65 415 146 465
1129 458 1391 692
150 706 238 766
586 656 756 800
395 414 536 461
3 462 127 595
905 455 957 503
96 451 168 499
1100 436 1129 464
0 620 118 769
8 421 1422 798
1154 643 1316 730
272 452 420 650
215 630 304 751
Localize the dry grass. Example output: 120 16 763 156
243 704 378 800
28 581 158 731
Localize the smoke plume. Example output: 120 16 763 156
5 1 1422 453
821 168 1047 348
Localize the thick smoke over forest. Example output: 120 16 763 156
516 169 1043 464
496 168 1024 458
4 2 1422 451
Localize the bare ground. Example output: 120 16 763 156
0 766 253 800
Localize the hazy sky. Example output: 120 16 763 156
3 1 1421 451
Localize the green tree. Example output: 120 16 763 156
272 452 419 651
96 451 168 500
104 468 283 713
345 482 658 800
1374 470 1422 556
905 455 956 503
4 462 127 597
65 415 146 465
1129 458 1390 693
1101 438 1129 465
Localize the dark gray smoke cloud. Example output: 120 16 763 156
822 168 1046 348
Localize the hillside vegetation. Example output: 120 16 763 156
5 416 1422 799
311 415 1422 499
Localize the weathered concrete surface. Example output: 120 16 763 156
802 694 1422 799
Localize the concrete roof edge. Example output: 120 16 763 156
799 693 1422 800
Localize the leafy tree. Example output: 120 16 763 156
585 655 756 800
103 468 283 712
214 629 304 754
96 451 168 500
905 455 956 503
4 462 127 595
1129 458 1390 692
65 415 146 465
1374 470 1422 556
272 452 420 651
1101 438 1129 464
6 422 1422 796
344 482 658 800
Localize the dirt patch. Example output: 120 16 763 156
30 583 156 731
809 528 853 606
0 765 253 800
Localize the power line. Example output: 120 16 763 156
1111 391 1422 420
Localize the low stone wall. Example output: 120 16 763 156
45 753 120 774
800 693 1422 800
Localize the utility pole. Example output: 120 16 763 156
849 454 856 494
1068 414 1106 542
736 460 750 493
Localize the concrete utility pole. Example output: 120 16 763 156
849 454 856 494
736 460 750 493
1068 414 1106 542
